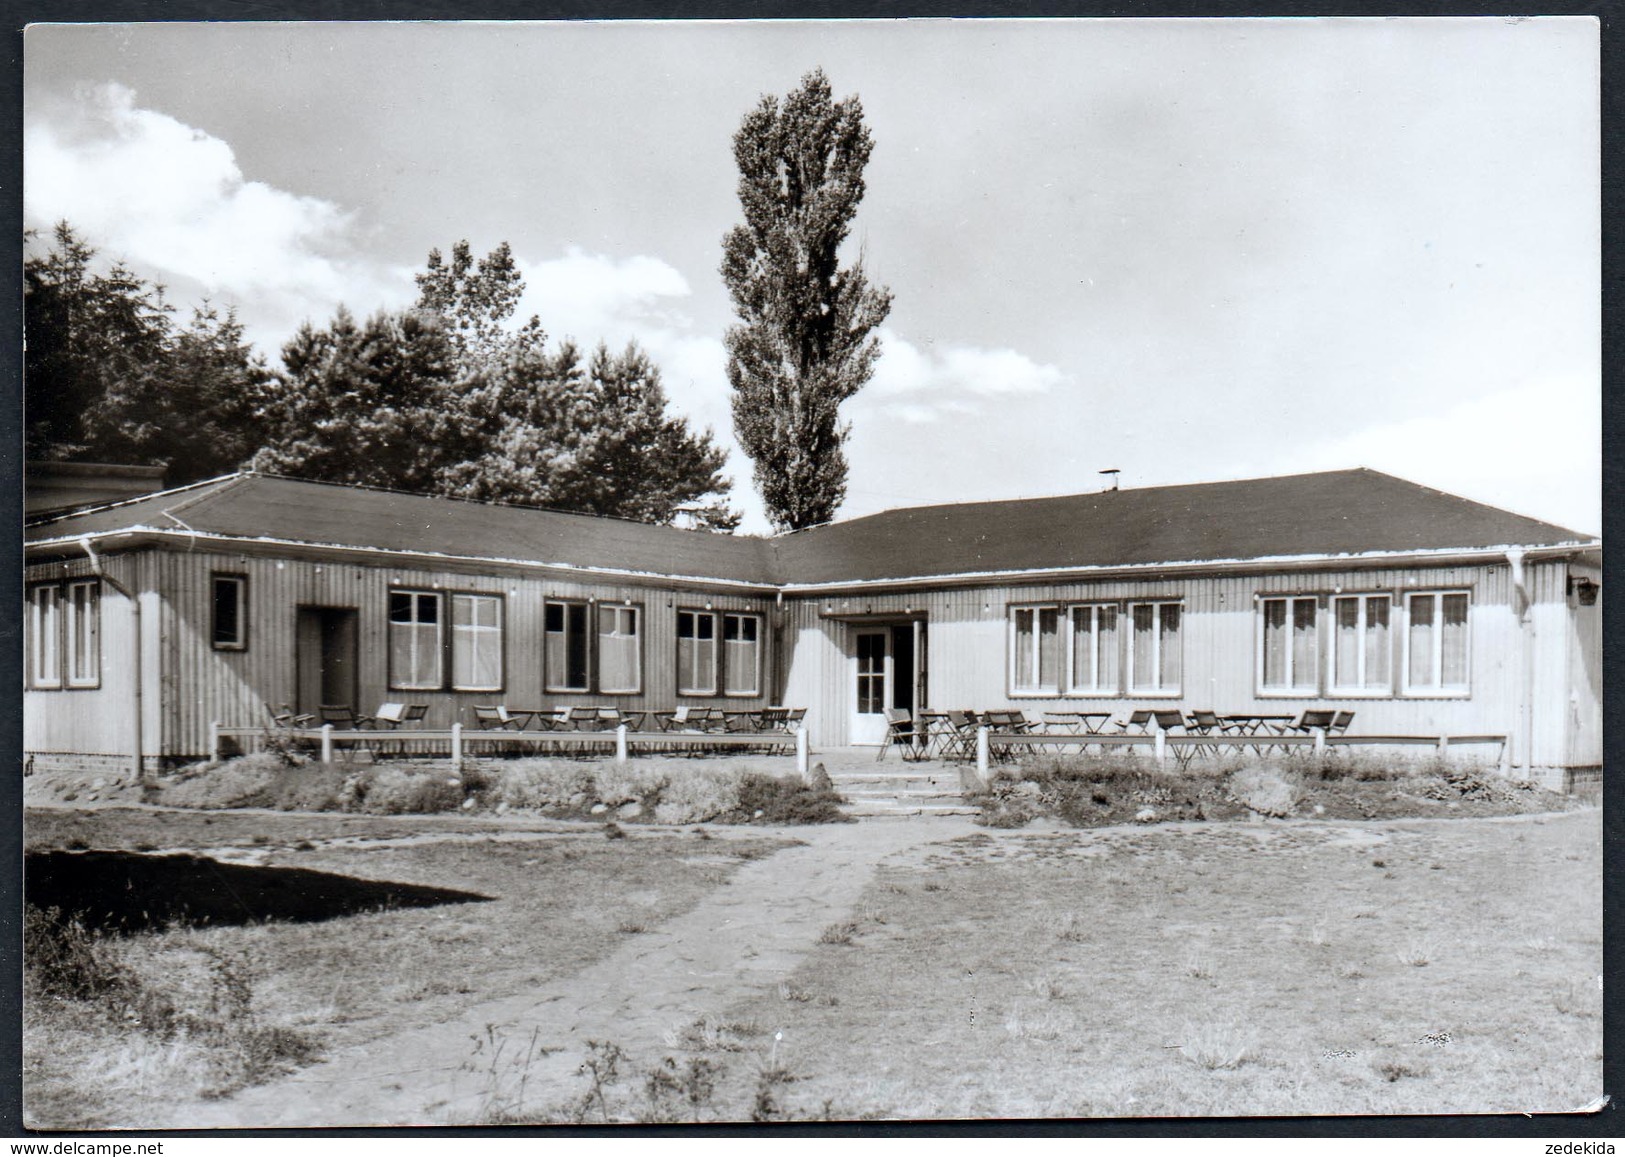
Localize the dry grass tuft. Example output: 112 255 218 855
1178 1022 1259 1070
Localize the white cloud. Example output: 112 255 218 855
1278 372 1600 535
865 329 1068 422
515 248 693 346
24 83 400 347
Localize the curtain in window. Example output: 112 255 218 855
452 594 502 690
1408 595 1435 687
1365 597 1390 686
29 586 61 688
390 592 441 688
1014 608 1036 689
1159 603 1182 689
1440 594 1469 688
598 605 639 693
1070 605 1118 692
677 611 718 694
67 582 99 686
724 614 760 695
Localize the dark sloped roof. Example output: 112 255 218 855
27 474 779 585
27 468 1595 588
771 469 1595 585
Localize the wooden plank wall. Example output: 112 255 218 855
783 560 1587 768
1563 560 1603 768
150 550 779 760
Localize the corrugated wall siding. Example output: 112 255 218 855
146 551 780 759
24 553 149 757
784 561 1588 768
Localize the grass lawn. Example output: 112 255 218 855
23 807 796 1129
690 809 1603 1120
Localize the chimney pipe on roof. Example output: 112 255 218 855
1099 468 1121 492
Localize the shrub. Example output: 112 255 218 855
159 755 282 810
730 773 849 824
1228 768 1301 818
591 763 670 808
344 766 463 815
25 904 134 1003
655 768 744 825
489 760 595 811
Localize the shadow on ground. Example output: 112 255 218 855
25 850 493 932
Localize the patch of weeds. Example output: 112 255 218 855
922 880 946 893
751 1064 800 1122
1553 977 1603 1018
1051 911 1089 943
602 822 627 840
778 981 813 1003
817 921 859 946
1335 963 1366 981
1378 1061 1427 1082
731 774 849 825
640 1056 724 1123
616 919 649 934
1178 1023 1259 1070
1185 952 1215 980
1395 939 1434 967
461 1023 560 1124
1371 859 1387 869
1026 971 1068 1001
573 1039 629 1124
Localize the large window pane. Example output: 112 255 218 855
1159 603 1182 689
1131 602 1181 693
1262 599 1288 687
1131 603 1155 689
1334 597 1360 687
1069 604 1118 693
546 601 590 691
1013 608 1036 689
1366 597 1391 687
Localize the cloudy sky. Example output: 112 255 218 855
24 18 1599 535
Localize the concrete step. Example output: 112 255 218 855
839 790 968 804
846 802 982 817
828 771 955 784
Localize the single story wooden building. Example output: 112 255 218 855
24 468 1600 787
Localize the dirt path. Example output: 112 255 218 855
165 815 977 1129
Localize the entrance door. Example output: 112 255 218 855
852 628 890 744
296 607 359 718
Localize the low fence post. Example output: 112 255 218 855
1437 735 1450 758
210 721 221 762
1498 738 1511 778
451 722 463 763
1313 727 1326 755
796 726 809 779
1153 727 1166 765
976 726 990 780
320 724 334 764
615 724 629 764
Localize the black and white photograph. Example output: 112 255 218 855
19 16 1603 1130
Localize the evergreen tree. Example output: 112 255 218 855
721 69 893 531
24 222 270 483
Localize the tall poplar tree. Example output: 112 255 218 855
721 69 893 531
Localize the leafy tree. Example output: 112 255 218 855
24 222 271 483
721 69 893 531
259 240 741 529
414 238 545 368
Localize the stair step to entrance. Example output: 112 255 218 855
846 802 981 817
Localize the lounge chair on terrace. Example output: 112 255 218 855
878 708 923 762
472 705 523 730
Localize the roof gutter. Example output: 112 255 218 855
79 537 146 788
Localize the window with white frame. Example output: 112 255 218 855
545 600 591 692
1404 591 1470 696
677 610 718 695
65 579 100 688
723 613 762 696
389 590 443 690
1330 593 1392 694
596 604 641 694
1258 595 1319 695
451 593 503 692
27 585 62 689
1067 603 1119 695
1128 601 1182 695
212 574 247 651
1011 605 1062 694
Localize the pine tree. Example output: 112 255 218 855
721 69 893 531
